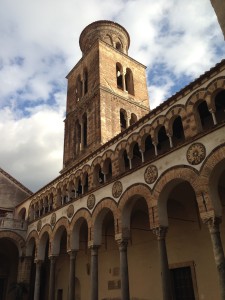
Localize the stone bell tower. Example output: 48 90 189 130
62 20 150 171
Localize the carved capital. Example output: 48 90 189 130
68 250 78 260
152 226 168 240
90 245 99 256
204 216 222 234
117 239 129 252
49 255 57 263
34 259 43 266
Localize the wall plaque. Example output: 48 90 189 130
87 194 95 210
186 143 206 165
67 205 74 218
144 165 158 184
112 181 123 198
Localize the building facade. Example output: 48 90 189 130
1 20 225 300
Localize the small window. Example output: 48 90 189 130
116 63 123 90
84 69 88 94
120 109 127 131
170 266 196 300
125 68 134 95
57 289 63 300
116 42 122 51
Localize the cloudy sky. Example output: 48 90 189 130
0 0 224 192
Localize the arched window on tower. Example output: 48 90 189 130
215 90 225 124
197 101 214 131
125 68 134 95
76 75 83 101
130 113 137 126
120 109 127 132
116 63 123 90
116 42 122 51
75 120 81 154
83 68 88 95
82 113 88 148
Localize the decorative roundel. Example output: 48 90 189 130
112 181 123 198
50 213 56 226
144 165 158 184
37 220 42 232
87 194 96 210
186 143 206 165
67 205 74 218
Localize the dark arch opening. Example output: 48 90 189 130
132 142 142 168
215 90 225 124
197 101 213 131
144 135 155 161
157 126 170 155
172 116 185 147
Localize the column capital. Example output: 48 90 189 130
48 255 57 262
89 245 100 256
152 226 168 240
204 216 222 233
34 259 43 265
117 239 129 252
68 250 78 259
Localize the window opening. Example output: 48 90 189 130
120 109 127 132
125 68 134 95
170 266 195 300
83 113 88 148
130 113 137 126
57 289 63 300
84 69 88 94
116 42 122 51
116 64 123 90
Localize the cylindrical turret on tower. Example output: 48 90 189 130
79 20 130 55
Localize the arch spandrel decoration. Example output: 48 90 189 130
186 143 206 165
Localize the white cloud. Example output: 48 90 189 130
0 0 224 191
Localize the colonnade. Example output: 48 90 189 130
31 215 225 300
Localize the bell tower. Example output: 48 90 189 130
62 20 150 171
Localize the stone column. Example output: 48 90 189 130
140 149 145 163
118 239 130 300
34 260 42 300
68 251 77 300
153 227 172 300
209 108 217 125
153 142 158 156
206 217 225 300
167 134 173 148
90 246 99 300
48 256 57 300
